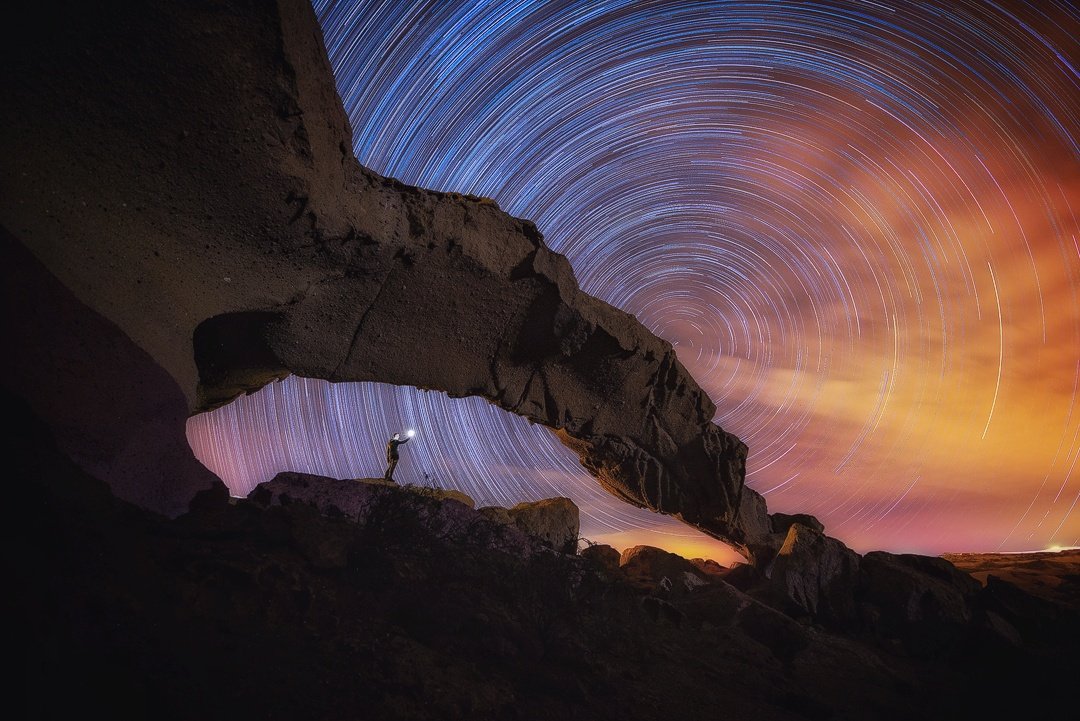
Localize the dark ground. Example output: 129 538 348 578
8 392 1078 721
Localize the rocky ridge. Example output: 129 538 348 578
10 393 1077 720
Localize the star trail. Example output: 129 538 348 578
188 0 1080 560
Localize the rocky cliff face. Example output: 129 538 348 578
0 0 778 558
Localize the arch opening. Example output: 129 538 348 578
186 375 746 564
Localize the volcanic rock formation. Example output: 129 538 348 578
0 0 781 558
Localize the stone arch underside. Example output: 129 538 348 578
1 0 782 561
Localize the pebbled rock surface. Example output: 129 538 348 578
0 0 777 558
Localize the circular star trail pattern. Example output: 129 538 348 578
188 0 1080 557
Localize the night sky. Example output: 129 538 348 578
188 0 1079 562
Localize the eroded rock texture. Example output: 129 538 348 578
507 498 580 555
0 0 783 557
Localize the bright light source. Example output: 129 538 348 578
407 429 416 438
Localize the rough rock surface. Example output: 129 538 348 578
690 558 728 576
253 472 568 561
764 523 861 625
478 505 514 525
0 0 784 559
855 551 984 652
580 543 622 574
10 390 1080 720
508 498 580 554
620 545 710 594
261 473 479 517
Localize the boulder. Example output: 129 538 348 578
478 506 514 525
404 484 476 509
620 545 709 593
718 561 766 592
856 551 982 653
257 472 534 557
689 558 727 576
580 544 621 574
771 512 825 535
763 523 860 626
971 573 1080 652
508 498 579 554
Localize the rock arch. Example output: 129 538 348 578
1 0 779 560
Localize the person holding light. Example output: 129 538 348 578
384 429 415 482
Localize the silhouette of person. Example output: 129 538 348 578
384 432 410 482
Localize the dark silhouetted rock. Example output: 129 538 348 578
621 545 709 593
640 595 685 626
856 551 981 653
580 543 622 575
981 608 1023 647
975 573 1080 644
689 558 727 576
508 497 579 554
0 234 219 516
9 389 1080 721
478 505 514 525
718 561 766 592
187 480 233 513
259 472 533 558
771 512 825 535
764 523 860 625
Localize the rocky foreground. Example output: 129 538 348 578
10 395 1077 721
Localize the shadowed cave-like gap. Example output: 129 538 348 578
185 375 746 565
